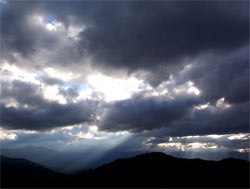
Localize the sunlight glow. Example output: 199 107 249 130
158 142 185 151
1 63 41 84
142 137 156 147
173 81 200 96
207 134 222 139
187 81 200 95
216 97 231 109
4 99 20 108
157 142 218 151
194 103 210 110
72 132 106 140
44 67 77 82
234 148 250 153
228 133 250 140
30 14 85 40
187 142 217 149
87 74 144 102
43 85 67 104
0 128 17 140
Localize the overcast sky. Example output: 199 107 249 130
0 1 249 162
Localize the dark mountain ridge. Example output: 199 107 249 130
1 152 249 188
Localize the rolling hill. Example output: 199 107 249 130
1 152 249 188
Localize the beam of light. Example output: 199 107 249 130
59 125 131 170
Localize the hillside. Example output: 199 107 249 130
1 152 249 188
0 155 72 187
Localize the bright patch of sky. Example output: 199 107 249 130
45 17 55 23
1 63 41 84
43 85 67 104
44 67 78 82
142 133 250 154
31 14 85 40
87 74 145 102
0 128 17 140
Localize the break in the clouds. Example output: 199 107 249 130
0 1 249 161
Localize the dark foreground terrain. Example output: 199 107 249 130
1 152 249 188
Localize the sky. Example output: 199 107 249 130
0 1 249 166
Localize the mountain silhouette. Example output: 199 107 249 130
1 146 142 172
0 155 71 188
1 152 249 188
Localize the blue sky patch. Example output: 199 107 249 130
79 84 87 91
45 17 55 23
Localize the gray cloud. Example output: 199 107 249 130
39 75 64 86
0 1 249 138
78 1 248 74
1 80 45 107
99 94 201 132
2 1 248 74
150 101 249 137
176 47 249 104
1 80 97 131
1 101 96 131
97 87 248 135
1 1 59 59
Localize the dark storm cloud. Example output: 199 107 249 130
39 75 64 86
1 80 45 107
99 94 201 132
1 1 249 137
175 47 249 104
152 101 249 137
97 87 248 135
78 1 248 73
1 1 60 60
2 1 248 73
1 101 96 131
1 80 97 131
59 86 78 98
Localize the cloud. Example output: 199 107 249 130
141 133 250 157
150 101 249 137
177 47 249 104
0 128 17 140
96 87 248 136
1 1 59 58
1 80 98 131
98 93 201 132
2 1 248 77
0 1 249 139
78 1 248 75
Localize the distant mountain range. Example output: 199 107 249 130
2 145 249 173
1 146 141 173
1 152 249 188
